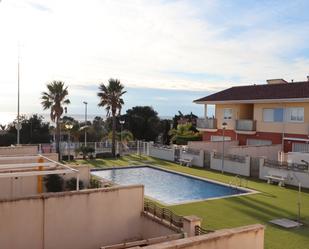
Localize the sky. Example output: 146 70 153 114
1 0 309 124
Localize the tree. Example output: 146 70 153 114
159 119 172 145
169 123 202 145
41 81 70 158
97 78 126 156
0 115 50 146
122 106 161 141
108 130 133 143
172 111 198 130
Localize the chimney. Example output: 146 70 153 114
266 79 288 85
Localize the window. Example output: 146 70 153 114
211 135 232 142
223 108 232 119
247 139 272 146
286 108 304 122
263 108 284 122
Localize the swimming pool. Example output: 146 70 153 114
92 166 250 205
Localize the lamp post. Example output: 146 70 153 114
119 120 125 155
83 101 88 146
221 122 227 174
16 44 21 145
65 123 73 162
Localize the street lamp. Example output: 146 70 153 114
221 122 227 174
65 123 73 162
119 120 125 155
83 101 88 146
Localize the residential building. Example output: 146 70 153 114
194 79 309 152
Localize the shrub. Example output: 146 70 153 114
95 152 114 159
44 174 64 192
65 177 84 191
61 155 74 161
89 176 102 189
78 146 95 159
175 135 202 145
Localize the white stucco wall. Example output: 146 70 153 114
149 146 175 162
180 150 204 167
210 152 251 176
259 159 309 188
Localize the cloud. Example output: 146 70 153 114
1 0 309 114
27 1 52 12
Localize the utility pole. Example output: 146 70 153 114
221 122 227 174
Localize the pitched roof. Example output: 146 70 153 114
194 81 309 103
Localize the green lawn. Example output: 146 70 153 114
69 155 309 249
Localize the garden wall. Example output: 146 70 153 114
210 152 251 176
139 224 264 249
0 186 177 249
180 150 204 167
0 145 38 155
287 152 309 164
149 145 175 162
228 144 281 160
259 158 309 188
188 141 238 153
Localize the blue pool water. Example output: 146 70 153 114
92 166 247 205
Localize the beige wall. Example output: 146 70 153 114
0 157 90 199
228 144 282 160
213 102 309 135
63 165 90 186
188 141 239 153
0 186 178 249
0 146 38 155
215 104 253 130
254 102 309 135
139 224 264 249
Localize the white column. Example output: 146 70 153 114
204 104 208 119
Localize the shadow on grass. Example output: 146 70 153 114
227 196 309 236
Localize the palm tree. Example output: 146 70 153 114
97 78 126 157
41 81 70 157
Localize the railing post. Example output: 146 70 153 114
76 173 80 191
182 216 202 237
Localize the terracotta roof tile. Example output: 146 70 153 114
194 81 309 102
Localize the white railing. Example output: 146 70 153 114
196 118 217 129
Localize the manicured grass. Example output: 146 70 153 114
69 155 309 249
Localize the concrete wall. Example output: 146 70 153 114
0 176 38 199
0 186 177 249
180 150 204 167
287 152 309 164
259 158 309 188
188 141 238 153
0 146 38 155
139 224 264 249
210 152 251 176
228 144 281 160
149 145 175 162
0 158 90 199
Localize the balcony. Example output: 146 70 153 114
196 118 217 132
235 119 256 134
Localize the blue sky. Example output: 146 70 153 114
1 0 309 123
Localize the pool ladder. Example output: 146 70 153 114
229 175 248 190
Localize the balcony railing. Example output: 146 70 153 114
196 118 217 130
236 119 256 131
